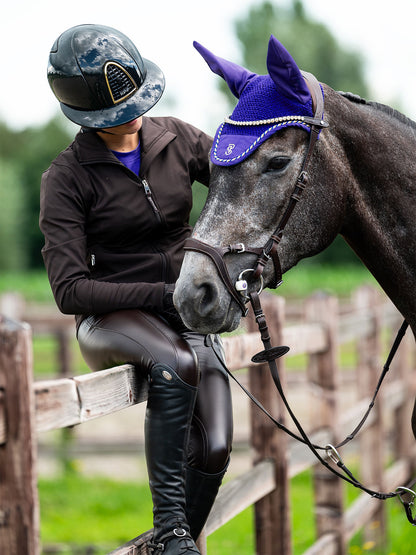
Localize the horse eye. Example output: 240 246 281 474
265 157 290 173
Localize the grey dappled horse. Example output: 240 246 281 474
175 37 416 349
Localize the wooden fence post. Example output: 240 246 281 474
247 293 292 555
0 317 39 555
392 317 414 464
305 293 346 555
353 286 386 547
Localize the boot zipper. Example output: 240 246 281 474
141 178 162 223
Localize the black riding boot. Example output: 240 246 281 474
185 461 229 541
145 365 201 555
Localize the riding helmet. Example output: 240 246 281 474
47 24 165 128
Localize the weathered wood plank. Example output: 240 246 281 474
34 365 148 432
0 318 40 555
206 459 275 535
222 322 328 371
107 530 152 554
74 365 147 422
0 389 5 445
283 323 327 356
302 533 338 555
34 378 80 431
305 294 346 555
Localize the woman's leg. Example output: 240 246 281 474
78 310 201 554
77 309 198 385
180 332 233 540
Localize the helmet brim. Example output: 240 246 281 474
60 58 165 128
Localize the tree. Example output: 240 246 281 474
0 117 73 269
0 159 27 270
235 0 368 98
212 0 368 265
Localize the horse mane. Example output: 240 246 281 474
338 90 416 131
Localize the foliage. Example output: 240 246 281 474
235 1 368 97
0 117 73 270
0 159 27 270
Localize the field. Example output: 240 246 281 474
1 265 414 554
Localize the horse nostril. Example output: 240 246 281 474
196 281 219 316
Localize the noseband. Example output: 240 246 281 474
184 71 328 315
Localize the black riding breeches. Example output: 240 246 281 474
77 309 233 473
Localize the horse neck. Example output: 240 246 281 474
325 89 416 330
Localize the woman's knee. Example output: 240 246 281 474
173 339 200 387
205 441 232 473
77 310 200 386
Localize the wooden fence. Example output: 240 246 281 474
0 286 415 555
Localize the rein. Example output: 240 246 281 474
245 293 414 513
184 71 416 524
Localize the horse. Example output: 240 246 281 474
173 36 416 516
174 36 416 349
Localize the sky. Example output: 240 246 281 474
2 0 416 135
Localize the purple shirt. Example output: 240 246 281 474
112 142 141 175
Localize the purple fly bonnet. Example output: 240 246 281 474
194 36 324 167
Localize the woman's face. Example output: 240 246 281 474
101 117 143 136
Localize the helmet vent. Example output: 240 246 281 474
105 62 138 104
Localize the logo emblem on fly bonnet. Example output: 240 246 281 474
194 36 324 167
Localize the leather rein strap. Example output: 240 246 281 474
246 292 412 508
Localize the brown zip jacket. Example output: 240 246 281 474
39 116 212 329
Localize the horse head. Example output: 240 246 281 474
174 36 347 333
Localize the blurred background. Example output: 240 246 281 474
2 0 416 275
2 1 416 553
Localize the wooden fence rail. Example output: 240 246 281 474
0 286 415 555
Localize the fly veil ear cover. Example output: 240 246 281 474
193 36 316 166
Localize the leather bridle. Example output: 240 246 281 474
183 72 416 524
184 71 328 316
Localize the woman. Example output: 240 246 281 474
40 24 233 555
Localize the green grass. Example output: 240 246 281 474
38 475 253 554
38 470 416 554
279 261 378 299
0 269 55 303
0 263 378 305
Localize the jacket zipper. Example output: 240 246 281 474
140 178 169 280
141 178 162 223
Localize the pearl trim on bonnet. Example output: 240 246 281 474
224 114 313 126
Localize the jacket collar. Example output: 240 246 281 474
74 117 176 174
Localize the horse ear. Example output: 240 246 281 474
266 35 311 105
193 41 256 98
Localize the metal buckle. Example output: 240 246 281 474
396 486 416 525
297 170 308 186
235 268 264 299
396 487 416 507
229 242 245 253
173 528 187 537
325 444 343 465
